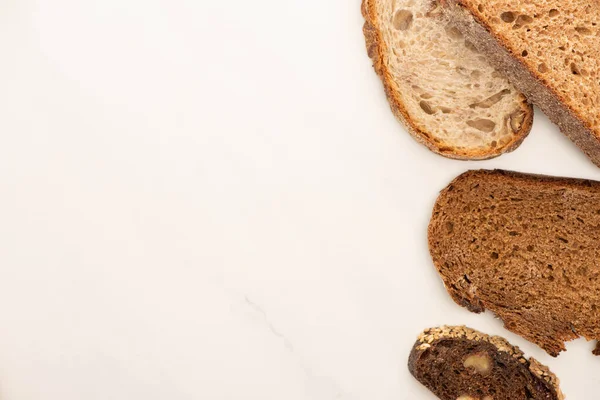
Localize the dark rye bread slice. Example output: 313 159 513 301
409 326 563 400
440 0 600 167
429 170 600 356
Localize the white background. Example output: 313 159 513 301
2 0 600 398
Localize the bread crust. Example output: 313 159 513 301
429 169 600 356
442 0 600 167
361 0 533 160
409 326 564 400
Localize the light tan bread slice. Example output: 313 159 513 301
441 0 600 166
362 0 533 160
429 170 600 357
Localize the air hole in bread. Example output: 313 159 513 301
509 110 526 133
420 100 435 114
478 5 484 13
521 50 528 57
469 89 510 109
518 15 533 23
513 15 533 29
571 63 581 75
467 119 496 132
549 9 560 17
575 26 592 35
445 26 463 40
538 63 549 73
393 9 413 31
464 40 479 53
500 12 516 23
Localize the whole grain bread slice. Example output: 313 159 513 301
409 326 563 400
362 0 533 160
441 0 600 167
429 170 600 356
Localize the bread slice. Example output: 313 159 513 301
441 0 600 167
429 169 600 356
361 0 533 160
409 326 564 400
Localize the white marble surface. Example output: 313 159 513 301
2 0 600 398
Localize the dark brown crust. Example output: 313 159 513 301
428 169 600 357
442 0 600 167
361 0 533 160
594 342 600 356
408 326 563 400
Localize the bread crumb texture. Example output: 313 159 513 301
410 325 564 400
429 170 600 357
457 0 600 135
362 0 532 159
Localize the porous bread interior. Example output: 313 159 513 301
428 170 600 358
457 0 600 136
413 326 564 400
373 0 529 153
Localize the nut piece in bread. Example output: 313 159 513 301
463 353 491 374
429 169 600 356
361 0 533 160
409 326 563 400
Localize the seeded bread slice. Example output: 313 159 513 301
361 0 533 160
441 0 600 166
429 170 600 356
409 326 564 400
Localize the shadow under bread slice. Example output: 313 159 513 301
409 326 563 400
